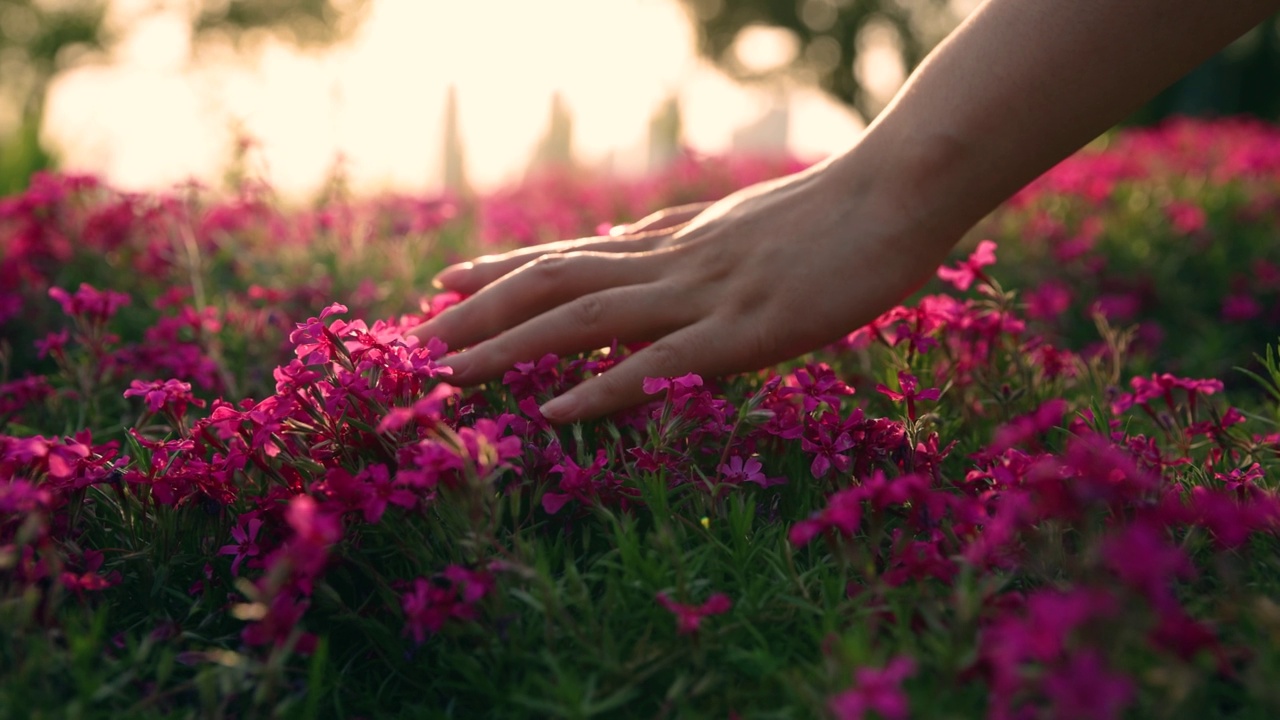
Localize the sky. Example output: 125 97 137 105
42 0 871 199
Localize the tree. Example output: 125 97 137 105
676 0 1280 124
0 0 371 194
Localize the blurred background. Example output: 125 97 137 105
2 0 1278 199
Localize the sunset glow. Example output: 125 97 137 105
43 0 865 198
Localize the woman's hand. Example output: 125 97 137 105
403 0 1279 423
408 152 959 424
429 201 712 294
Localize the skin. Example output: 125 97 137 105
410 0 1280 424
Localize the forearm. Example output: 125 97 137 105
834 0 1280 244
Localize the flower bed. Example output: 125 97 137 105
2 122 1279 718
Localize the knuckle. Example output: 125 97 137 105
743 319 783 366
644 340 684 375
526 253 571 283
570 293 607 330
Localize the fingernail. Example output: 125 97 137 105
539 394 578 422
439 352 471 379
433 262 474 289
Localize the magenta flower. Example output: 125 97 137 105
123 378 206 416
10 435 91 480
655 591 733 635
283 495 342 578
990 398 1068 452
34 329 70 360
936 239 996 291
542 450 609 515
376 383 458 433
288 302 349 365
1024 280 1073 320
827 656 916 720
0 376 54 419
642 373 704 397
1164 199 1206 234
1121 372 1223 417
318 464 419 523
778 363 854 413
0 478 52 514
273 359 323 395
241 590 316 654
1101 521 1194 604
801 414 855 478
402 566 494 643
502 353 560 397
218 514 265 576
789 486 863 546
875 371 941 422
455 418 523 477
1221 293 1262 322
718 455 780 488
0 291 20 324
48 283 130 322
1042 650 1134 720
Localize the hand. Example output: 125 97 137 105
429 201 712 293
408 154 958 423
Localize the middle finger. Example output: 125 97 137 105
412 250 668 352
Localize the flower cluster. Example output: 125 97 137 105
2 122 1280 718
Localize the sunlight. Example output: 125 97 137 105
43 0 863 198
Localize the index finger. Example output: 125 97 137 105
433 232 669 296
537 320 737 423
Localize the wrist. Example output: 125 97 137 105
820 128 977 254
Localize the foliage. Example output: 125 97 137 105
0 0 370 192
677 0 1280 123
2 122 1280 718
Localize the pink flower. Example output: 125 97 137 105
0 478 52 513
34 329 70 360
10 435 91 480
1101 521 1194 605
1024 280 1073 320
1222 293 1262 322
1126 372 1223 416
0 292 20 324
718 455 780 488
542 450 608 515
48 283 130 322
789 486 862 546
655 591 733 635
502 353 560 397
219 514 265 575
1042 650 1134 720
801 416 855 479
316 464 418 523
455 418 523 477
376 383 458 433
241 590 316 654
936 239 996 291
273 359 323 395
778 363 854 413
402 566 494 643
875 371 941 422
1164 199 1206 234
123 378 206 416
642 373 704 397
0 376 54 418
828 656 916 720
283 495 342 578
990 399 1068 452
288 302 349 365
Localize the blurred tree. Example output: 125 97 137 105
676 0 1280 125
0 0 370 194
